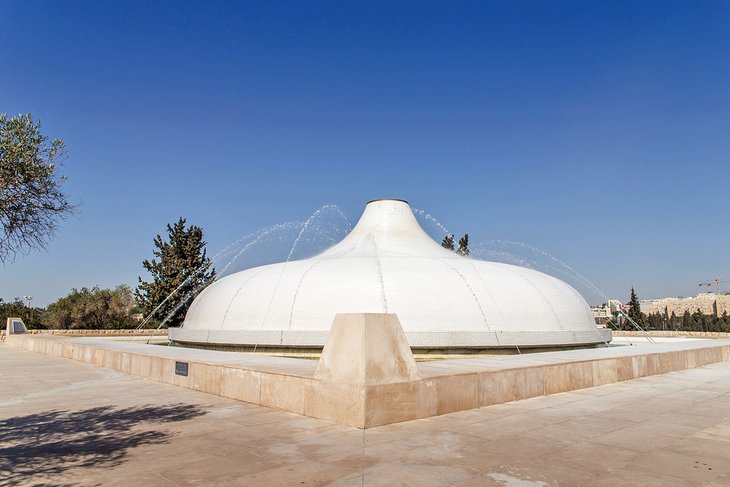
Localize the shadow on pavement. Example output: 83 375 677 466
0 403 207 486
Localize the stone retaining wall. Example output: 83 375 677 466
0 328 167 341
5 333 730 428
613 330 730 338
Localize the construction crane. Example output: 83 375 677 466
699 277 730 294
716 277 730 294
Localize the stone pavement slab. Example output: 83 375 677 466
2 346 730 486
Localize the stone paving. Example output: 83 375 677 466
1 347 730 486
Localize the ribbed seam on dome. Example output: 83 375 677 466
372 237 389 313
467 260 510 330
508 266 564 331
439 259 492 334
288 259 325 329
221 268 267 328
260 263 291 329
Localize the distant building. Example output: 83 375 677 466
591 299 624 325
640 293 730 318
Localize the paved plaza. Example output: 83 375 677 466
1 347 730 486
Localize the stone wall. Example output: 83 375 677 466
640 294 730 317
6 331 730 428
614 330 730 338
0 328 167 342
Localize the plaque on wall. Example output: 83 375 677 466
175 361 189 376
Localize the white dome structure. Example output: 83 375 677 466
169 199 611 349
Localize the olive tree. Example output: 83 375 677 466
0 113 74 264
44 285 139 329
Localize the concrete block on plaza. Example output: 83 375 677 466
314 313 420 385
6 317 28 335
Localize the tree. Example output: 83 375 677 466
682 310 692 329
719 311 730 333
441 234 455 250
135 218 215 327
626 286 644 327
647 312 665 330
457 234 470 256
44 285 138 329
669 311 678 330
442 233 470 256
0 297 45 329
0 113 74 264
692 308 710 332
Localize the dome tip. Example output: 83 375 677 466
365 198 410 205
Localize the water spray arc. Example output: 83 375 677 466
136 205 351 330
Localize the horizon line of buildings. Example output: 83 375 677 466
590 293 730 323
639 292 730 318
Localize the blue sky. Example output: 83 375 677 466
2 1 729 306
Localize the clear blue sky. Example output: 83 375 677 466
2 1 729 306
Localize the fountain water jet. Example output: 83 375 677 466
137 205 351 330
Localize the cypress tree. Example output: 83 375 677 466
692 309 707 332
720 311 730 333
682 310 692 329
457 234 470 256
441 234 455 250
627 286 644 327
135 218 215 327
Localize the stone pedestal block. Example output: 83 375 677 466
315 313 420 385
6 317 28 335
